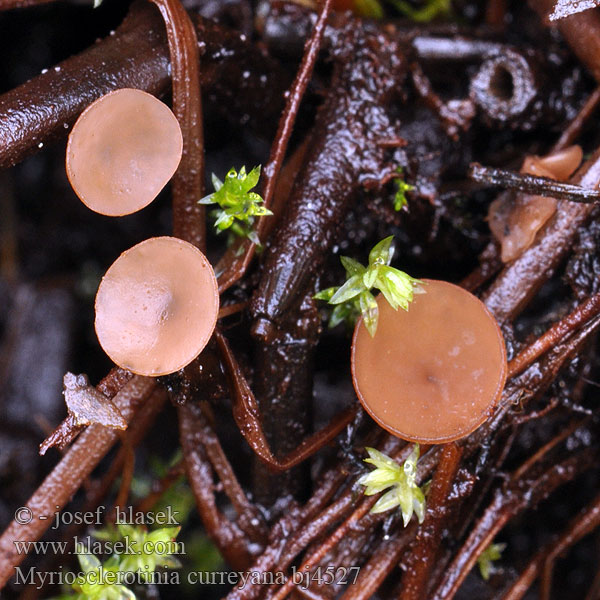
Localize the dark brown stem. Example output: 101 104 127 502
0 2 288 170
469 163 600 203
551 86 600 151
411 62 474 140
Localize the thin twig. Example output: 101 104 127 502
469 163 600 203
216 0 333 293
150 0 205 249
507 293 600 378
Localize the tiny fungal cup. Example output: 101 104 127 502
351 279 507 444
66 88 183 216
95 237 219 377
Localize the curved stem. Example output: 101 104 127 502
216 0 333 293
150 0 205 249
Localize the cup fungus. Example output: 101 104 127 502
488 145 582 263
351 279 507 444
66 88 183 216
94 236 219 377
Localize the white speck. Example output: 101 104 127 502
260 74 267 84
333 245 339 253
284 91 290 98
63 123 69 129
449 346 460 357
240 34 247 42
41 68 48 74
462 331 476 345
110 30 115 36
243 70 250 79
38 142 43 148
54 66 61 72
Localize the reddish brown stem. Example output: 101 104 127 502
507 293 600 378
215 329 356 472
218 301 248 320
133 459 185 515
539 494 600 600
339 525 417 600
0 376 156 588
268 444 434 600
192 403 268 543
431 448 599 600
503 491 600 600
150 0 205 249
400 442 464 600
111 435 135 519
216 0 333 293
83 387 167 515
552 87 600 152
39 367 133 454
20 386 168 600
177 401 255 569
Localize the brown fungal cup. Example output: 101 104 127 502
66 88 183 216
488 145 582 263
95 236 219 377
351 279 507 444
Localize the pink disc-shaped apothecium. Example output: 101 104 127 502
66 88 183 216
95 237 219 377
351 279 507 444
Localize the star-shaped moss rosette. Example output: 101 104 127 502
315 236 422 336
199 165 272 245
94 523 182 580
71 554 134 600
477 541 506 580
358 445 426 526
